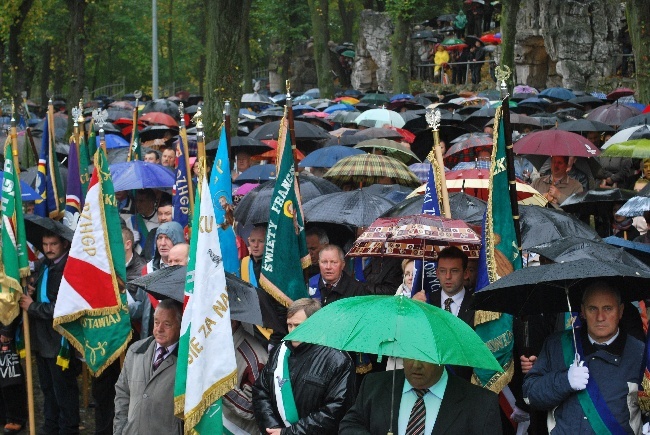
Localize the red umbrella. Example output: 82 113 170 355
444 136 493 166
480 34 501 45
140 111 179 127
606 87 635 101
585 103 640 127
301 111 329 119
346 214 482 261
513 129 601 157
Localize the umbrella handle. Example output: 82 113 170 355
388 365 396 435
565 288 581 365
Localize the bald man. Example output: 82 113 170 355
167 243 189 267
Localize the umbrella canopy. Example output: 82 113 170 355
615 196 650 217
355 109 406 128
538 87 576 101
285 295 502 370
619 114 650 130
556 119 615 134
381 192 486 226
328 111 361 124
241 92 274 104
362 183 413 203
298 145 365 168
513 85 538 94
440 37 467 51
560 188 637 215
323 103 355 114
601 125 650 150
601 141 650 159
473 259 650 316
303 189 395 227
513 129 600 157
585 103 641 127
24 214 74 253
354 139 420 165
443 135 493 167
518 204 600 249
234 176 341 226
528 236 648 269
0 171 41 201
607 87 635 101
110 161 175 191
248 120 331 141
207 136 272 156
347 214 481 261
324 154 421 188
233 164 276 184
408 162 430 184
430 168 547 206
604 236 650 264
97 134 130 150
127 266 264 326
354 127 409 141
360 93 390 106
140 112 178 127
141 99 180 119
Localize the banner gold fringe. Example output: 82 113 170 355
181 369 237 433
472 358 514 393
259 275 294 308
474 310 502 326
639 376 650 412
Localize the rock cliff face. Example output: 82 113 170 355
351 10 393 92
513 0 624 90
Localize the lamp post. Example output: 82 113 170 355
152 0 159 99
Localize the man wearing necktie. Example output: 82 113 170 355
114 299 184 434
523 282 645 434
339 358 502 434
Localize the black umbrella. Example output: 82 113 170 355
127 266 264 326
473 259 650 316
619 113 650 130
380 192 486 227
248 120 330 141
234 176 341 226
24 214 74 253
206 136 272 156
354 128 405 141
303 189 395 228
19 166 68 193
362 183 413 203
141 99 180 120
324 134 366 147
519 205 600 249
527 236 649 270
139 125 179 142
556 119 615 134
560 188 637 216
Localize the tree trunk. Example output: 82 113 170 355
198 0 208 96
626 0 650 103
204 0 249 139
308 0 334 98
390 16 411 93
339 0 355 43
240 0 253 94
499 0 520 88
66 0 87 129
39 43 52 107
8 0 36 103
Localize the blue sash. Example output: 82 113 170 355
248 258 258 288
562 331 627 435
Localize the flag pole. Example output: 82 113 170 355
223 100 231 159
127 92 141 162
179 102 194 214
426 109 451 218
10 102 37 435
92 109 108 154
195 105 206 196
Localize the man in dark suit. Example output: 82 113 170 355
339 358 502 434
308 245 365 307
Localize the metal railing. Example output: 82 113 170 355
91 77 126 99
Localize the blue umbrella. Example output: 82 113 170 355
518 97 551 106
298 145 365 169
604 236 650 264
539 87 576 101
96 133 129 149
323 103 355 114
0 171 41 201
291 104 318 115
390 93 414 102
109 161 175 191
233 164 277 185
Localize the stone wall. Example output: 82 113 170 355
515 0 624 90
351 10 393 92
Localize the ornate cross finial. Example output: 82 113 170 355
92 108 108 131
193 106 203 131
72 106 81 127
425 108 441 131
133 90 142 105
77 99 84 124
46 89 54 103
286 80 291 99
495 65 511 93
179 102 185 117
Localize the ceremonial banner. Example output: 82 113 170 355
411 161 442 299
0 138 30 325
259 115 310 307
208 125 240 276
53 147 131 376
34 117 65 219
174 176 237 433
473 106 519 393
173 139 191 229
78 132 91 198
63 137 83 230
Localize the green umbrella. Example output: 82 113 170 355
341 49 356 58
285 295 503 371
602 139 650 158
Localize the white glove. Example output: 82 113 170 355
510 406 530 423
567 363 589 391
642 422 649 434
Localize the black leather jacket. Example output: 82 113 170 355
252 342 356 435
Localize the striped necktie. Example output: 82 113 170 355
406 388 428 435
153 346 168 371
